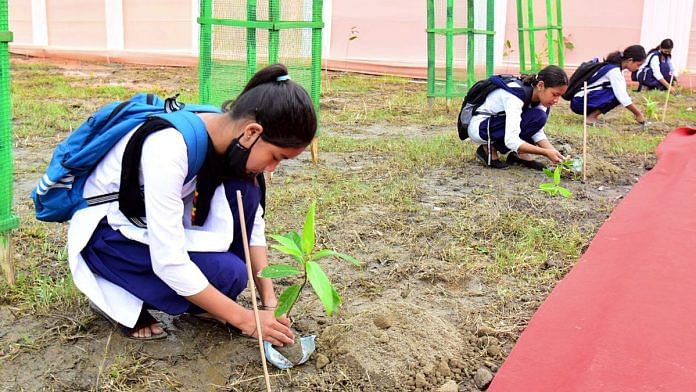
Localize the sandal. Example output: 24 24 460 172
90 301 168 341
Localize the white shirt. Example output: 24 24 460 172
467 83 548 153
68 125 266 327
639 52 677 82
573 66 632 107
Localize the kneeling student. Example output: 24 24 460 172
462 65 568 170
570 45 647 125
636 39 678 92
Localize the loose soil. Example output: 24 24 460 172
2 56 694 391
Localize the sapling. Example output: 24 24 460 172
540 161 573 198
643 96 659 120
259 201 359 365
260 201 360 320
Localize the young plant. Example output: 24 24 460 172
540 163 572 198
644 96 659 120
259 201 360 319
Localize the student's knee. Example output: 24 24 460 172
216 255 248 299
521 110 548 131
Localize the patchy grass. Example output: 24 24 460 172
5 57 696 391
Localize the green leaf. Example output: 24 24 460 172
259 264 302 279
553 166 561 185
301 201 316 255
312 249 362 267
543 167 554 178
539 183 556 191
269 244 304 264
285 231 302 250
274 284 301 318
558 187 573 198
270 234 304 257
306 261 342 316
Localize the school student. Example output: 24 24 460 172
467 65 569 170
570 45 647 125
68 64 315 343
636 39 678 92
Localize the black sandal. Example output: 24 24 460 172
507 152 547 171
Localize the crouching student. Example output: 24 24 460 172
467 65 568 170
68 64 315 343
570 45 647 125
636 39 678 92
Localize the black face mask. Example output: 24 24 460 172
219 136 261 180
661 50 672 58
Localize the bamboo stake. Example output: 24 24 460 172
1 233 14 285
662 74 675 122
235 191 272 392
310 137 319 164
582 81 588 182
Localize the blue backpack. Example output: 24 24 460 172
32 93 221 222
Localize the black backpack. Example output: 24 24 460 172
562 59 618 101
457 75 533 140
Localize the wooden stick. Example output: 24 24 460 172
1 232 15 285
310 137 319 164
662 74 675 122
235 190 272 392
582 81 588 182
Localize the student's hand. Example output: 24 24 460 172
544 148 565 164
635 113 646 124
240 309 295 346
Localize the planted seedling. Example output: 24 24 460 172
540 161 574 198
259 201 360 363
643 96 659 121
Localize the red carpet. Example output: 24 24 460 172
489 127 696 392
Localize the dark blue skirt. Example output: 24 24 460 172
81 218 249 315
478 108 548 154
571 88 620 115
81 178 262 315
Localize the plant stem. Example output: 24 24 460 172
285 264 309 320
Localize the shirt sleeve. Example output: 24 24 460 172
608 68 632 107
668 58 678 78
249 205 267 247
501 92 526 153
650 54 664 81
141 129 209 296
532 126 547 143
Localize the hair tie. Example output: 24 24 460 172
276 74 291 82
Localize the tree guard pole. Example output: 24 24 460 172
198 0 213 104
485 0 495 77
516 0 527 74
465 0 474 90
556 0 564 68
445 0 454 107
310 0 323 163
247 0 259 81
546 0 555 65
0 0 17 285
268 0 280 64
426 0 435 108
527 0 537 72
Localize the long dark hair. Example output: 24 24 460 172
652 38 674 53
605 45 647 66
221 63 317 148
521 65 568 88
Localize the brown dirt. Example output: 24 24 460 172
3 56 695 391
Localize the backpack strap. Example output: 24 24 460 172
588 63 619 87
153 111 210 183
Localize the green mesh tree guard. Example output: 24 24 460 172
0 0 17 284
516 0 564 74
198 0 323 114
426 0 495 102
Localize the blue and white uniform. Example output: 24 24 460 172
467 82 549 154
637 50 677 90
570 65 629 115
68 125 265 328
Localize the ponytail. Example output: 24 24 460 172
521 65 568 88
605 45 646 66
221 63 317 148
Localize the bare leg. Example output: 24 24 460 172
586 110 601 125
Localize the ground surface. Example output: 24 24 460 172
2 56 695 391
